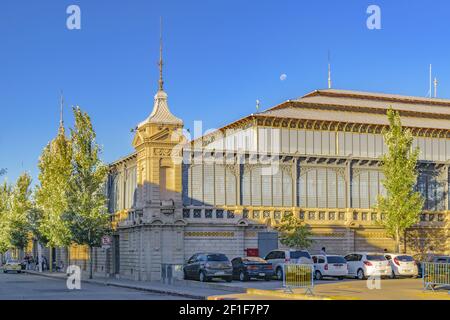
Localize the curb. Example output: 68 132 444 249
23 271 207 300
246 288 334 300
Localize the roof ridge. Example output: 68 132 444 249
304 89 450 106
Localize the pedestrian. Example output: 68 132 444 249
320 247 326 255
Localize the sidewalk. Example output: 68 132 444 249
23 270 245 300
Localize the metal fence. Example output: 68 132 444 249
161 264 184 284
283 264 314 294
422 262 450 290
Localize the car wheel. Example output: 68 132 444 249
3 270 6 274
183 269 189 280
199 271 208 282
357 269 365 280
338 277 344 280
315 270 322 280
276 267 283 281
239 271 248 282
225 277 232 283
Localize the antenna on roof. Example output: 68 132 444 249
327 50 332 89
434 77 438 98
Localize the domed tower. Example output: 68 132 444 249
132 27 185 223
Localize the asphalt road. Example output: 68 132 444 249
0 271 190 300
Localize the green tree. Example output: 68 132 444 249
65 107 110 279
35 124 73 254
377 108 424 253
8 173 33 251
0 181 12 255
275 212 313 249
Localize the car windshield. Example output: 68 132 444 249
207 254 228 262
366 255 386 261
290 251 311 259
242 257 266 263
327 256 346 263
396 255 414 262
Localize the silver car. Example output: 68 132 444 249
264 249 313 280
183 253 233 282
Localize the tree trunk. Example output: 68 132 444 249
395 230 401 253
49 247 53 272
66 246 70 272
89 246 93 279
37 243 43 272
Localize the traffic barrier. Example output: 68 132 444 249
283 264 314 295
422 262 450 291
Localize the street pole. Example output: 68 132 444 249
37 242 43 272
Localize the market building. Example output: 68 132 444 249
95 72 450 280
51 41 449 280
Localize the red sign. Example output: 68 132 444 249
245 248 259 257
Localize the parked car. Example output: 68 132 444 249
231 257 274 281
344 252 391 280
384 254 418 278
431 256 450 263
183 253 233 282
3 259 22 273
264 249 313 280
312 255 348 280
412 254 449 278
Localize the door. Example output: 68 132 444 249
258 232 278 259
345 254 356 275
231 258 241 277
185 254 197 277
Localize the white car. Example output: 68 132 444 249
344 252 392 280
3 259 22 273
384 253 418 278
312 255 348 280
264 249 313 280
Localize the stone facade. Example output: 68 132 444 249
54 80 450 281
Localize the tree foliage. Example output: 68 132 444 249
275 212 313 249
64 107 110 278
7 173 33 250
35 126 73 247
376 108 424 253
0 181 12 254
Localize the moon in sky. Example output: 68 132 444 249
280 73 287 81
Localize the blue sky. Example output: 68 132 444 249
1 0 450 184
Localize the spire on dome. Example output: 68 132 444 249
158 17 164 91
59 91 65 134
137 18 183 128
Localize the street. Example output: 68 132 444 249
0 271 190 300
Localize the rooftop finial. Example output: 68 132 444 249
158 17 164 91
434 77 438 98
59 90 64 133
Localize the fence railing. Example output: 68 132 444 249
283 264 314 294
422 262 450 290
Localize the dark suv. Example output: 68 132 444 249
183 253 233 282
